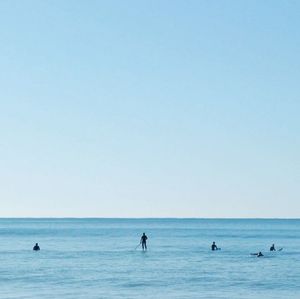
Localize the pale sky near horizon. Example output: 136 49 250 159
0 0 299 217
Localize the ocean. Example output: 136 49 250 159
0 218 299 299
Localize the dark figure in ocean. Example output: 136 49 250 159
211 241 218 251
257 251 264 257
270 244 276 251
140 233 148 251
33 243 40 251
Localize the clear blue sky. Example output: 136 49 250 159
0 0 299 217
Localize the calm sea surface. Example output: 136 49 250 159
0 218 299 299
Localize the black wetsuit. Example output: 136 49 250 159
33 245 40 251
141 235 148 251
270 245 276 251
211 244 218 251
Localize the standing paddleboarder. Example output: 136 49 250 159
140 233 148 251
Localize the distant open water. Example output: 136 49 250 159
0 218 299 299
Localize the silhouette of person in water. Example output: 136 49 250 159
211 241 218 251
251 251 264 257
33 243 40 251
270 244 276 251
140 233 148 251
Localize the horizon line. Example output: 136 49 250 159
0 217 299 220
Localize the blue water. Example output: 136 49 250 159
0 219 299 299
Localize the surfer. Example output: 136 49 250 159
251 251 264 257
140 233 148 251
270 244 276 251
211 241 219 251
33 243 40 251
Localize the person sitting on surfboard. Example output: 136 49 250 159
211 241 219 251
33 243 40 251
140 233 148 251
270 244 276 251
